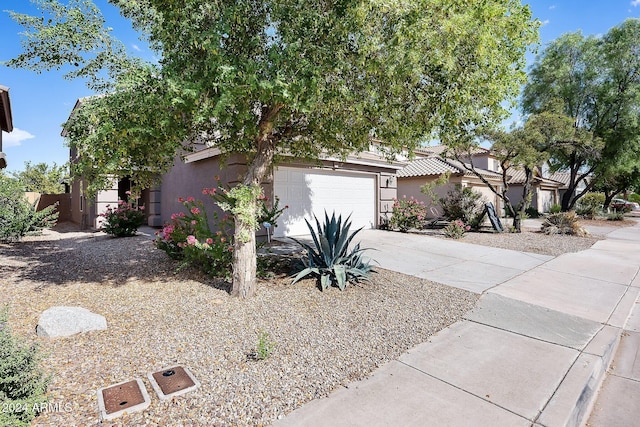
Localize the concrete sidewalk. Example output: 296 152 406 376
273 225 640 427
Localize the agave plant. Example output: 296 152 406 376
290 212 375 291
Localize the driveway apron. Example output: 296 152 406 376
274 223 640 427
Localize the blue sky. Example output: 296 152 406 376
1 0 639 173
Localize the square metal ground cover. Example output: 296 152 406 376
97 378 151 421
147 366 200 400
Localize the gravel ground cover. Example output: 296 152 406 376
412 218 636 257
1 217 630 425
0 226 477 426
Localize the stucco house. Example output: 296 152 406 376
397 146 504 218
65 100 403 236
506 168 563 213
0 85 13 169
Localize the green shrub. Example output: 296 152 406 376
443 219 470 239
99 196 146 237
441 185 486 229
607 211 625 221
525 207 540 218
0 175 58 242
291 212 374 291
628 193 640 204
549 203 562 214
389 196 427 232
575 193 604 218
154 187 286 279
154 197 235 278
0 307 50 427
253 329 275 361
541 212 588 236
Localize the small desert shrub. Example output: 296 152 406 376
525 207 540 218
389 196 427 232
100 197 146 237
575 193 604 218
443 219 470 239
291 212 374 291
549 203 562 214
0 307 50 427
0 175 58 242
441 185 486 229
607 211 625 221
253 329 275 361
541 212 588 236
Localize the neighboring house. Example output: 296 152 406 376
505 168 562 213
0 85 13 169
397 148 504 218
64 100 402 235
548 171 589 205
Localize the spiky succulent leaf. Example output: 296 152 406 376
291 212 375 290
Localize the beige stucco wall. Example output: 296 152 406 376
159 154 398 232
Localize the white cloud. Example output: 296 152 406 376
541 19 550 26
2 128 35 148
632 0 640 6
549 5 556 9
132 44 141 52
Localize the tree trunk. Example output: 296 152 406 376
229 104 282 299
512 214 522 233
231 212 258 298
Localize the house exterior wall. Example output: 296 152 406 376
398 175 503 221
506 184 559 213
397 176 458 218
159 154 247 231
159 154 397 232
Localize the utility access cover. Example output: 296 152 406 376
147 366 200 400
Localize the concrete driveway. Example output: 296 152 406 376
274 222 640 427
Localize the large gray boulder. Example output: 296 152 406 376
37 306 107 338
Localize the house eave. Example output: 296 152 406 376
184 147 405 171
0 85 13 133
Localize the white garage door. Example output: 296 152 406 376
273 167 376 237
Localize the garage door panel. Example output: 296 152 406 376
273 167 376 237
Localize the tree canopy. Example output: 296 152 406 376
8 0 539 297
10 161 68 194
522 19 640 210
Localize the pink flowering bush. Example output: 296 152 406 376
443 219 471 239
99 197 146 237
389 196 427 232
154 197 234 278
155 178 288 278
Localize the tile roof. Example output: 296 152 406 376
397 156 503 180
415 145 490 157
508 168 564 187
397 157 460 177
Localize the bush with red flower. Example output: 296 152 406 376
99 196 146 237
154 197 234 278
389 195 427 232
155 177 288 278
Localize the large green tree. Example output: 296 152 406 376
10 161 68 194
522 19 640 210
7 0 538 298
451 112 556 232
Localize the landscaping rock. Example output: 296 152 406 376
37 306 107 338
